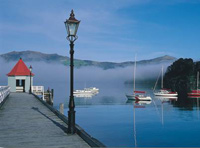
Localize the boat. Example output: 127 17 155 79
154 89 178 96
188 71 200 97
154 96 178 100
84 87 99 94
153 66 178 97
126 93 152 101
126 55 152 101
73 87 99 98
73 89 93 95
134 91 152 101
126 99 152 105
135 95 152 101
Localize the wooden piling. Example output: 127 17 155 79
59 103 64 114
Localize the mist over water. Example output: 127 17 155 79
2 58 200 147
0 57 172 105
0 58 15 85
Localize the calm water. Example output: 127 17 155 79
2 62 199 146
51 82 200 147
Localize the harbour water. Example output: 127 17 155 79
52 82 200 147
1 65 199 147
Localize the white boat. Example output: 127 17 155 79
73 87 99 98
153 66 178 97
154 89 178 96
85 87 99 94
126 55 152 101
135 92 152 101
154 96 178 100
73 89 93 94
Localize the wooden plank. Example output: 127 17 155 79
0 93 90 147
33 94 106 147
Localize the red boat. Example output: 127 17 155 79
188 71 200 97
188 90 200 97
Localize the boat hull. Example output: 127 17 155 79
126 94 136 100
135 95 152 101
188 93 200 96
154 93 178 97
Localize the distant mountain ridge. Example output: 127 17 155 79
0 51 177 69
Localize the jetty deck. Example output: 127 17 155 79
0 93 90 147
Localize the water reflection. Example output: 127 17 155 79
126 99 152 147
74 94 93 98
188 96 200 119
172 94 199 110
126 99 152 106
67 83 200 147
154 96 177 125
74 91 99 98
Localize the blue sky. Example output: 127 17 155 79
0 0 200 62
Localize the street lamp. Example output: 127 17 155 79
29 65 32 94
64 10 80 134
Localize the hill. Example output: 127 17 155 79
0 51 177 69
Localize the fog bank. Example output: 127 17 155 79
0 58 172 86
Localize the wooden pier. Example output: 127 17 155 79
0 92 104 147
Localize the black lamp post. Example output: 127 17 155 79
29 65 32 94
64 10 80 134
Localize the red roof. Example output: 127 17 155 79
7 58 34 76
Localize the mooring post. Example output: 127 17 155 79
59 103 64 114
51 89 54 105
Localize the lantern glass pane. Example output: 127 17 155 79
64 22 69 35
68 23 77 36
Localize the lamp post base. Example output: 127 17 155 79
68 110 76 134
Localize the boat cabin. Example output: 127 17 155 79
7 58 34 92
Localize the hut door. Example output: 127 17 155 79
16 80 20 87
16 79 25 92
22 80 25 92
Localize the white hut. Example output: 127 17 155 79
7 58 34 92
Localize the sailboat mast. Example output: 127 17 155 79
197 71 199 91
161 66 164 89
133 55 136 95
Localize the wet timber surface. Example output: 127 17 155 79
0 93 90 147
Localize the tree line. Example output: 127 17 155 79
164 58 200 95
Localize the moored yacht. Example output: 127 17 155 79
126 55 152 101
154 66 177 97
73 87 99 97
188 71 200 97
134 91 152 101
154 89 178 96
